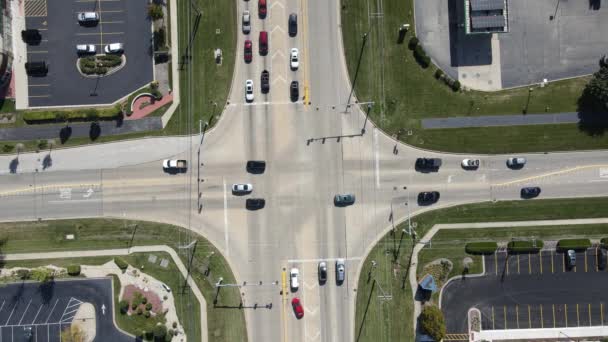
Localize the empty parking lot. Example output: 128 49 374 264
24 0 153 107
442 248 608 335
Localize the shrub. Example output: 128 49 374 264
22 108 121 124
434 69 444 79
119 300 129 314
408 36 419 50
2 144 14 153
414 45 430 68
148 4 164 20
153 324 167 340
37 139 47 150
145 302 153 311
172 322 177 329
136 307 143 315
420 306 446 341
114 257 129 270
601 238 608 246
465 242 498 255
151 88 163 100
131 302 138 310
507 240 544 253
144 311 151 318
168 329 174 337
452 80 461 92
31 268 54 283
16 269 31 280
67 265 81 276
557 238 591 251
154 27 167 50
142 296 148 305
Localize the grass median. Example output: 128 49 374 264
355 197 608 342
340 0 606 153
0 218 246 342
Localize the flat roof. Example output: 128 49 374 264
471 15 505 29
470 0 505 11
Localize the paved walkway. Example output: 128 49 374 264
4 245 208 342
0 117 162 141
421 112 582 129
408 217 608 341
127 93 173 120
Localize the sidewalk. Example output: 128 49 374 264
408 217 608 340
421 112 582 129
5 245 208 342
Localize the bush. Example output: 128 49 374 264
144 311 151 318
67 265 81 276
2 144 14 153
507 240 544 253
114 257 129 270
148 4 164 20
153 324 167 340
142 296 148 305
151 88 163 100
172 322 177 329
31 268 54 283
465 242 498 255
452 80 461 92
408 36 419 50
16 269 31 280
434 69 444 79
136 307 143 315
37 139 47 150
601 238 608 246
420 306 446 341
557 238 591 251
414 45 430 68
145 302 153 311
154 27 167 50
119 300 129 314
22 107 121 124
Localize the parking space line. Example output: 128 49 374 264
98 0 104 47
100 21 124 24
506 256 509 276
552 304 556 328
504 305 507 329
494 253 498 276
576 304 580 326
528 253 531 274
551 250 555 273
540 304 544 328
562 252 565 273
28 95 50 98
589 304 592 326
528 305 531 328
31 305 43 325
516 304 519 328
45 299 59 323
492 306 495 330
75 32 124 36
27 51 48 54
0 300 5 313
602 303 604 325
539 251 543 274
517 254 520 274
17 300 32 325
565 304 568 327
28 84 50 87
585 251 588 272
99 10 124 13
5 304 15 325
596 247 599 272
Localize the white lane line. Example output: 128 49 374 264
31 305 43 325
45 299 59 323
223 178 229 257
287 257 362 263
47 199 101 204
590 180 608 183
374 129 380 188
0 300 5 313
5 304 16 325
17 300 32 325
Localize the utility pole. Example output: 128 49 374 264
361 103 373 134
345 32 368 112
178 240 198 290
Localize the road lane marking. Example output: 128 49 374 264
577 303 580 326
281 270 287 342
540 304 544 328
48 199 101 204
492 164 608 187
492 306 495 330
565 304 568 327
589 304 592 326
528 305 531 328
504 305 507 329
552 304 556 328
223 178 229 256
516 304 519 328
374 129 379 188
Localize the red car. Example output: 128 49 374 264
244 40 252 63
291 297 304 319
258 0 267 18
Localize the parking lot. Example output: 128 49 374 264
442 248 608 335
0 278 130 342
25 0 153 107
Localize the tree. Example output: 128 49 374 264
584 65 608 111
148 4 164 20
60 325 86 342
153 324 167 341
419 305 446 341
119 300 129 314
31 268 54 283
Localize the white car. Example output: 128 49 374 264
461 159 480 169
104 43 123 54
290 48 299 70
77 12 99 23
290 268 299 290
242 10 251 34
76 44 96 54
245 79 254 102
232 183 253 194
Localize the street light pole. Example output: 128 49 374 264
361 102 373 134
345 32 368 112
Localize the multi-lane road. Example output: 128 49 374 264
1 0 608 341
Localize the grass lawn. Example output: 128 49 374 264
354 197 608 342
4 253 200 340
0 219 246 342
340 0 607 153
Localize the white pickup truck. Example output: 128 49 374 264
162 159 187 171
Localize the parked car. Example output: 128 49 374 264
242 10 251 33
232 183 253 194
290 48 299 70
104 43 123 54
335 259 345 285
246 198 265 210
506 157 527 168
288 13 297 37
76 44 96 54
21 29 41 44
599 248 607 270
25 61 48 76
244 40 253 63
417 191 440 205
246 160 266 174
291 297 304 319
334 193 355 206
461 159 480 169
77 12 99 24
258 0 267 18
566 249 576 269
318 261 327 284
261 70 270 93
245 79 254 102
415 158 442 172
290 81 299 102
290 268 299 291
520 187 541 199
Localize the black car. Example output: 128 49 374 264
290 81 299 102
261 70 270 93
246 160 266 174
21 29 41 44
25 61 48 76
520 187 541 199
288 13 297 37
598 248 607 270
246 198 266 210
415 158 442 172
417 191 440 205
318 261 327 284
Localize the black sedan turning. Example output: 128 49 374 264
520 187 541 199
417 191 440 205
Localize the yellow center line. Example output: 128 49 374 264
589 304 592 326
492 164 608 187
540 304 544 328
300 0 310 106
528 305 531 328
281 269 288 342
552 304 556 328
539 250 543 274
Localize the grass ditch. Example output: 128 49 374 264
0 219 246 342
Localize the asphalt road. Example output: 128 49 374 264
0 278 130 342
2 0 608 341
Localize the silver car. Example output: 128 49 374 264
104 43 123 54
232 183 253 194
335 259 345 285
506 157 526 168
76 44 96 54
242 11 251 33
77 12 99 23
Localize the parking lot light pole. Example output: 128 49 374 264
345 32 368 112
361 103 373 134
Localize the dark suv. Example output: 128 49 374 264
520 187 541 199
261 70 270 93
288 13 297 37
246 160 266 174
246 198 266 210
290 81 299 102
415 158 442 172
417 191 440 205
